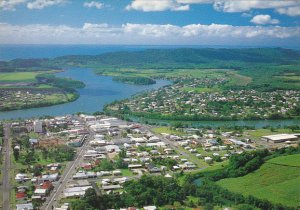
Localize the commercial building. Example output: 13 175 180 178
262 134 300 143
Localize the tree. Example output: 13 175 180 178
13 149 19 161
33 164 43 176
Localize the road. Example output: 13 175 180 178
2 123 11 210
43 130 93 209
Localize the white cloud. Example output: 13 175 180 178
277 6 300 16
126 0 189 12
250 15 279 25
213 0 298 13
27 0 67 9
126 0 300 16
241 12 252 18
83 1 103 9
0 0 27 11
0 22 299 45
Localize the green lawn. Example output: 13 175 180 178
151 126 187 136
217 154 300 207
121 169 134 177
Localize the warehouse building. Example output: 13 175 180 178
262 134 300 143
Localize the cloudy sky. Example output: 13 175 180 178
0 0 300 46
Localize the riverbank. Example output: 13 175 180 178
0 90 79 112
0 68 170 120
125 114 300 129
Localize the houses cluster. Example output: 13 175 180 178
0 89 68 111
59 115 205 197
11 115 91 209
14 164 60 208
108 77 300 120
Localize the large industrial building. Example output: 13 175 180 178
262 134 300 143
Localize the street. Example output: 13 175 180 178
2 123 11 210
43 126 94 210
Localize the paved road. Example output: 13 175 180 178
44 131 93 209
2 123 11 210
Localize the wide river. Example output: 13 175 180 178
0 68 170 120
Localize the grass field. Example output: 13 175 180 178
0 72 40 82
217 154 300 207
151 126 187 136
181 87 220 93
247 128 300 140
267 154 300 167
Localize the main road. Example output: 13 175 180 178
2 123 12 210
43 124 94 210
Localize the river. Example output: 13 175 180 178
0 68 170 120
129 116 300 129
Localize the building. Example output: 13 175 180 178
262 134 300 143
63 186 92 198
16 203 33 210
33 120 43 133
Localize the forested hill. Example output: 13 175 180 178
51 48 300 68
1 48 299 72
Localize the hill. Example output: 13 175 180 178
1 48 300 90
217 154 300 207
45 48 300 69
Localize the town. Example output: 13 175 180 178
1 114 299 210
106 77 300 121
0 89 78 111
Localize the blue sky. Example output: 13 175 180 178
0 0 300 46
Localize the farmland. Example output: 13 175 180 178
0 72 41 83
217 154 300 207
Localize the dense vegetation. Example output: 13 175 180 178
48 48 300 69
0 124 3 138
71 175 185 210
70 146 300 210
36 74 85 90
113 76 156 85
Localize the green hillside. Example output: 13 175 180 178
217 154 300 207
1 48 300 90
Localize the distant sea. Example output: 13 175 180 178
1 44 298 61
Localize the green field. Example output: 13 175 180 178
248 128 299 140
267 154 300 167
181 87 220 93
151 126 187 136
0 72 41 82
217 154 300 207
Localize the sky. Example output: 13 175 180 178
0 0 300 47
